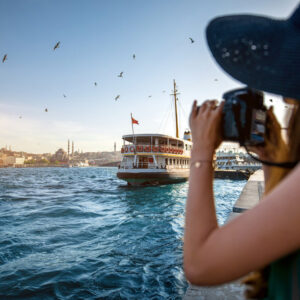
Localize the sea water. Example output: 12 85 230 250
0 167 246 299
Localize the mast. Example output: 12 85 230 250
171 79 179 138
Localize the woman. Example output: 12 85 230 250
184 4 300 299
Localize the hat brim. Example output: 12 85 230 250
206 13 300 100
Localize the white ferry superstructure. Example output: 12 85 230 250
117 80 192 185
117 133 192 185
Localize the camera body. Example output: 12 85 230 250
222 88 267 146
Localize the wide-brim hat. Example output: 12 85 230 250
206 4 300 100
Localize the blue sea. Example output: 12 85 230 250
0 167 246 299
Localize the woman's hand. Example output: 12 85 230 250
248 107 288 162
189 99 224 160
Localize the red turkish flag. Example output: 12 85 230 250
131 116 139 125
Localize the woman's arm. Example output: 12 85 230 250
183 100 300 285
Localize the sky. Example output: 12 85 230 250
0 0 299 153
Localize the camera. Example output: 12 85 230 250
222 88 267 146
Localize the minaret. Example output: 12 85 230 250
114 142 116 152
72 141 74 157
67 140 70 158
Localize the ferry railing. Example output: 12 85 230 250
118 162 190 170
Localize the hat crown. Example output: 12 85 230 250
289 4 300 26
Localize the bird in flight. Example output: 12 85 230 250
115 95 120 101
118 72 123 78
162 90 166 93
94 82 97 86
133 54 136 59
53 41 60 50
63 94 67 98
45 108 48 112
269 99 273 102
189 37 194 43
214 78 218 81
19 116 22 119
2 54 7 63
148 95 152 98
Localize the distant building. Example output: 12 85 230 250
52 148 68 162
1 156 25 166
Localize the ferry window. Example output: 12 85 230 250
165 158 168 165
185 144 187 150
149 157 154 163
173 159 175 165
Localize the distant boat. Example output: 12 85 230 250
215 151 261 172
72 161 89 167
214 150 261 180
117 80 192 185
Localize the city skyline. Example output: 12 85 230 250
0 0 298 153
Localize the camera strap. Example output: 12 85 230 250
244 145 299 169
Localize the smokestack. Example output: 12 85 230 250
114 142 116 152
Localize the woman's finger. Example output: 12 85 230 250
189 100 198 127
199 100 211 114
191 100 198 118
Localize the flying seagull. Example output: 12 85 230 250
214 78 218 81
133 54 136 59
45 108 48 112
162 90 166 93
63 94 67 98
19 116 22 119
118 72 123 78
53 41 60 50
94 82 97 86
148 95 152 98
115 95 120 101
2 54 7 63
189 37 194 43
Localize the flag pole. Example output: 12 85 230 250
131 113 137 159
131 113 135 145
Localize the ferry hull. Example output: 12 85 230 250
117 170 189 185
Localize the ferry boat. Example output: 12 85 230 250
117 81 192 185
214 150 261 180
215 151 261 172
